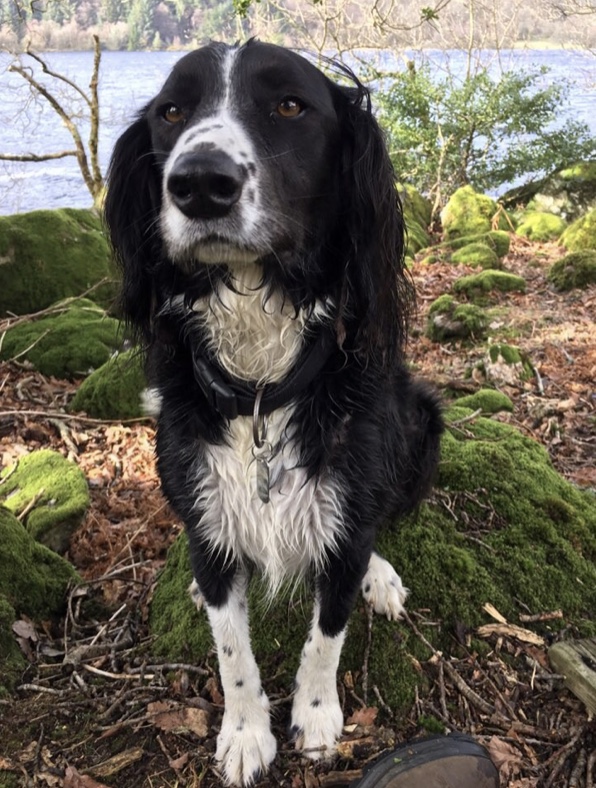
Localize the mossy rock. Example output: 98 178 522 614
426 295 488 342
0 506 79 692
399 183 432 228
453 270 526 303
548 251 596 291
0 298 123 379
559 209 596 252
0 208 118 316
442 230 510 259
516 211 567 242
484 343 533 386
441 186 511 240
149 415 596 714
404 219 430 257
0 450 89 553
450 242 501 270
70 349 146 420
455 389 513 414
504 161 596 221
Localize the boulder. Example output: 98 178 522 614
504 161 596 222
426 295 488 342
559 208 596 252
0 449 89 554
149 413 596 712
0 208 118 316
454 389 513 414
516 211 567 242
450 242 501 270
441 186 511 240
70 349 146 420
548 251 596 291
452 270 526 303
484 343 533 386
0 298 123 379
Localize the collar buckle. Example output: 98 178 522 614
192 356 239 419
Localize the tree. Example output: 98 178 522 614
0 36 104 207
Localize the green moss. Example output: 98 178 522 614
150 415 596 713
0 506 79 620
452 270 526 302
0 450 89 553
445 230 510 258
488 343 522 365
404 218 430 256
560 209 596 251
0 208 118 316
0 298 122 379
427 296 488 342
441 186 511 240
450 242 501 269
548 251 596 291
70 350 146 420
455 389 514 413
516 211 567 241
399 183 432 228
0 595 25 695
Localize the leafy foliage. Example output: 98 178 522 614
376 62 596 208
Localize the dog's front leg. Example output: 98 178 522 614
204 571 277 786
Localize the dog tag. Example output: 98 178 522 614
256 456 270 504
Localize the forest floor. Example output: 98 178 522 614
0 235 595 788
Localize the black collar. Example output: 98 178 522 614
192 322 337 420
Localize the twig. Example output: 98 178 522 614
447 408 482 426
81 664 156 681
16 489 46 521
0 408 150 426
519 609 563 623
543 728 583 788
361 603 374 704
17 684 64 695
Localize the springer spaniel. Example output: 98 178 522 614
104 40 443 786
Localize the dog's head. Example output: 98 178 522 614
105 40 412 364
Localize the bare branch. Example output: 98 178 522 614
0 151 77 162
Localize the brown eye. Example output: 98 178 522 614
163 104 184 124
276 98 304 118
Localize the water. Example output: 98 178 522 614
0 47 594 216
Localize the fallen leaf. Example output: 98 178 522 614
346 706 378 727
486 736 523 781
64 766 111 788
148 700 210 738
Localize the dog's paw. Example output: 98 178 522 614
216 700 276 786
290 689 343 761
188 579 204 611
361 553 408 620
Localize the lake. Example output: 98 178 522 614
0 47 595 216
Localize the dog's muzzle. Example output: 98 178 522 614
167 151 246 220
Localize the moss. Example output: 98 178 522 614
450 242 501 270
484 344 534 386
404 218 430 257
0 299 123 379
427 296 488 342
452 270 526 302
0 506 79 620
70 350 146 420
516 211 567 241
455 389 514 413
150 415 596 714
399 183 432 228
548 251 596 292
441 186 511 240
0 595 25 695
559 209 596 251
0 208 118 316
446 230 510 258
0 450 89 553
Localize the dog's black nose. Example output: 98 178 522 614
167 151 245 219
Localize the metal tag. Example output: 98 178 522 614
256 456 270 504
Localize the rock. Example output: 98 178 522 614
450 242 501 270
455 389 513 414
484 343 533 386
452 270 526 302
149 413 596 713
441 186 511 240
0 506 79 692
559 208 596 252
548 251 596 291
503 161 596 222
447 230 510 259
426 295 488 342
516 211 567 242
0 298 123 379
0 449 89 554
70 349 146 420
0 208 118 316
399 183 432 228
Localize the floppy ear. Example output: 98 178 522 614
103 112 161 341
336 79 414 367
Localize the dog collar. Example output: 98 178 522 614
191 322 337 420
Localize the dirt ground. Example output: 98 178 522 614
0 234 595 787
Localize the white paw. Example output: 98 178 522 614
361 553 408 620
291 687 343 760
216 695 277 786
188 579 204 611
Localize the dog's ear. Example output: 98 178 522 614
103 110 161 341
335 79 414 367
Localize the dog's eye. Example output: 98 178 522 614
276 98 304 118
163 104 184 124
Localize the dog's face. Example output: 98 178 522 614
146 41 344 270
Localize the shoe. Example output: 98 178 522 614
352 733 499 787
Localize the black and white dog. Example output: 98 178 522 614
105 40 442 786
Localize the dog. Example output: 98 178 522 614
104 39 443 786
